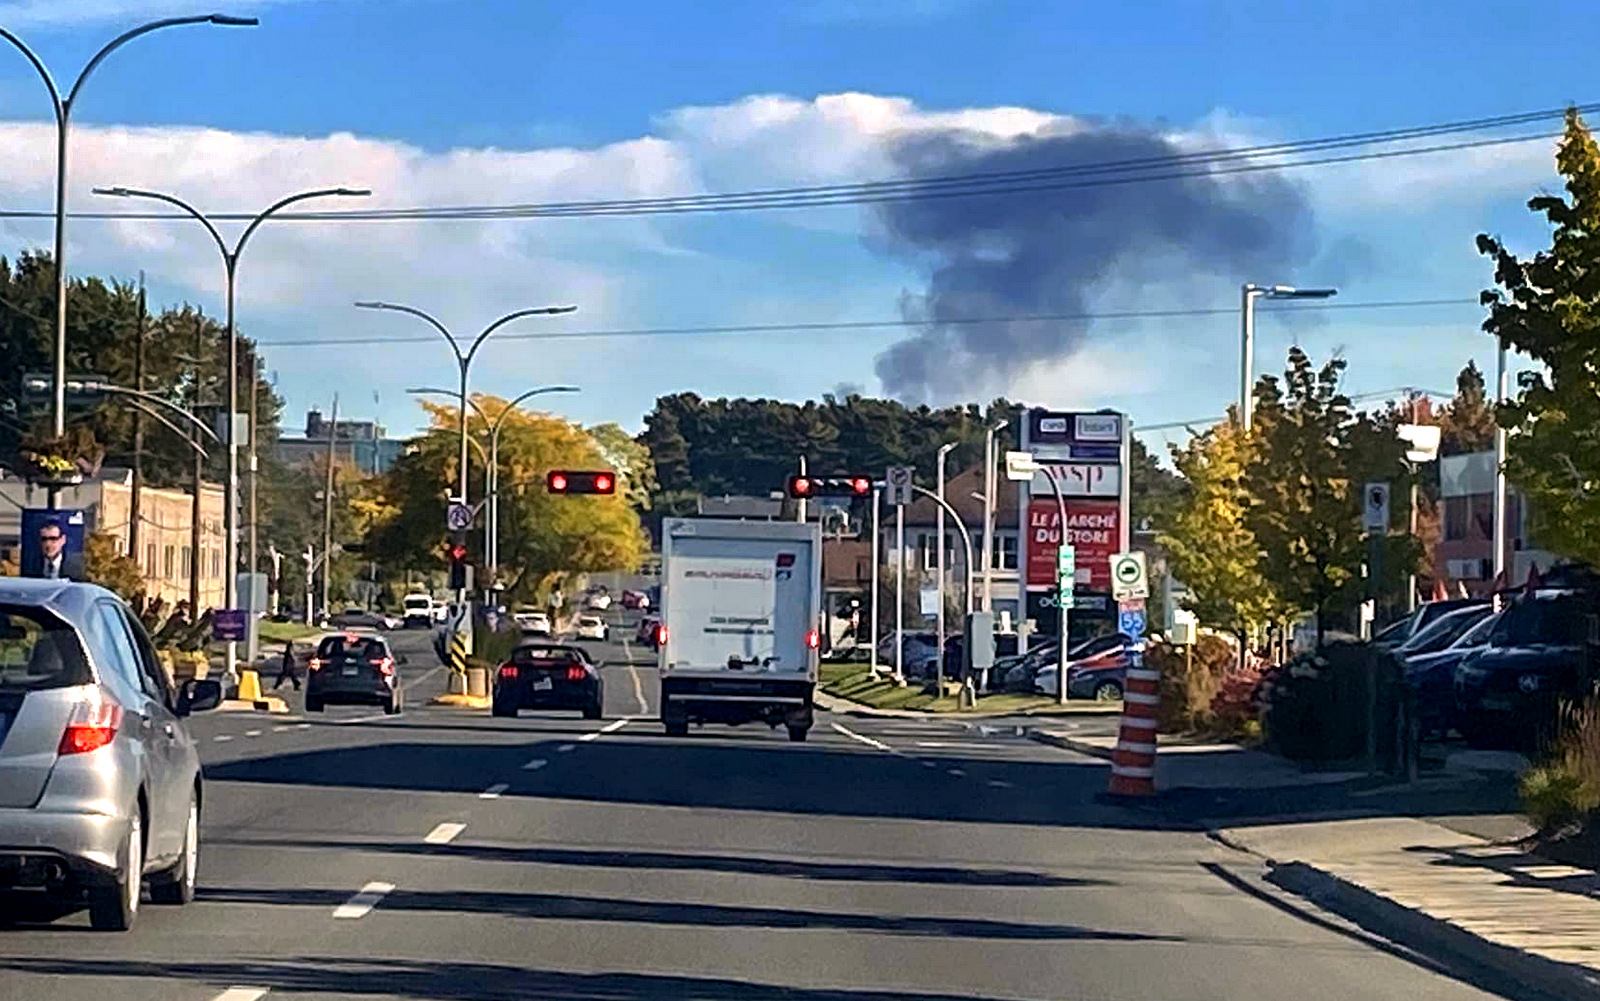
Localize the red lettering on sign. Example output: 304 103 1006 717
1025 499 1120 589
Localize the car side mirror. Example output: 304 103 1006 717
177 678 223 716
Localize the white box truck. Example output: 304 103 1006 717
658 518 822 741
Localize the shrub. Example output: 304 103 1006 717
1209 664 1265 741
1259 641 1406 763
1520 694 1600 835
1148 633 1236 733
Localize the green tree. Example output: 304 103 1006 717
1438 361 1498 458
370 398 645 599
1159 413 1280 645
1478 108 1600 566
83 531 144 602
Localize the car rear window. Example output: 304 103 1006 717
0 605 92 691
317 636 387 660
511 645 583 667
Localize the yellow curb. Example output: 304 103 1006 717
218 697 291 714
428 693 490 709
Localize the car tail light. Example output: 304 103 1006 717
499 663 518 680
566 665 586 682
59 702 122 756
806 629 820 650
307 657 324 672
371 657 395 676
656 624 668 644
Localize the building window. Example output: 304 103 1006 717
1444 496 1470 542
181 546 192 577
163 546 175 579
145 543 157 576
992 534 1018 571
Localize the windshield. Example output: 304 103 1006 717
1489 591 1591 647
1399 606 1489 655
0 606 91 691
1454 611 1500 649
316 636 387 660
403 597 430 609
1372 613 1415 645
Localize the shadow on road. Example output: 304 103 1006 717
0 956 1054 1000
202 736 1161 829
205 838 1107 888
196 885 1170 941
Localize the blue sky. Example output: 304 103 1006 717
0 0 1590 444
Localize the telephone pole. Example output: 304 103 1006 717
129 272 146 557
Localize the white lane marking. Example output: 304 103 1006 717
621 636 650 715
987 779 1014 789
830 722 893 753
400 663 444 693
214 735 234 743
339 713 387 724
915 741 1006 749
921 760 938 769
578 732 601 743
332 881 394 919
557 743 576 752
211 989 269 1001
423 822 465 845
601 717 630 733
479 783 509 799
522 759 548 770
245 729 263 738
296 723 312 730
946 768 966 778
272 725 291 732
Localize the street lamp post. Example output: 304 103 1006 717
407 384 580 584
1493 338 1509 588
96 185 370 692
935 442 957 685
0 14 255 481
981 418 1009 612
1239 284 1338 432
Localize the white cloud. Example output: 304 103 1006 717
0 0 320 29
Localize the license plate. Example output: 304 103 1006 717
533 678 553 691
1481 696 1514 711
342 666 358 676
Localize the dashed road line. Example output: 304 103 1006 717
557 743 577 753
600 717 630 734
946 768 966 778
522 758 548 770
424 822 466 845
830 722 894 753
332 881 394 919
987 779 1015 789
211 989 269 1001
915 741 1006 750
272 725 291 732
296 723 312 730
920 760 938 769
578 732 601 743
245 729 263 738
621 636 650 715
479 783 509 799
214 735 234 743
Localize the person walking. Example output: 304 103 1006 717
273 640 302 691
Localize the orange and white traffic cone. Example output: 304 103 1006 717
1107 641 1158 797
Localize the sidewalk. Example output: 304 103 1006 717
1219 817 1600 1000
813 688 1124 720
1026 728 1367 790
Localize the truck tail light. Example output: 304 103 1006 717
806 629 820 650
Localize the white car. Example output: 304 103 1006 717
514 610 552 636
586 591 613 611
574 615 610 641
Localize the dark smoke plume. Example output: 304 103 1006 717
870 122 1317 403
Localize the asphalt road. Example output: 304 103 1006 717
0 609 1514 1001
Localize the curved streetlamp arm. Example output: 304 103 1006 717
407 386 487 422
356 301 462 364
491 385 581 437
464 306 577 369
122 397 209 458
235 186 368 260
68 15 252 109
88 383 220 442
0 29 63 121
911 485 976 614
93 186 228 261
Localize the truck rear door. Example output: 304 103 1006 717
666 537 814 676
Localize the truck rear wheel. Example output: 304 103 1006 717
662 698 689 736
787 724 809 742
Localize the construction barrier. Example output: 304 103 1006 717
1107 641 1158 797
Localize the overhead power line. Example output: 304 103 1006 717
0 103 1586 224
256 296 1480 349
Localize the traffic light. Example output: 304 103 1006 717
445 539 471 591
785 475 872 499
547 470 616 495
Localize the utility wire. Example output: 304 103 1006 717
257 296 1480 348
0 103 1582 223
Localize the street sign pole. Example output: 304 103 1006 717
1057 543 1075 705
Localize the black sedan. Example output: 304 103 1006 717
492 642 604 719
306 632 406 714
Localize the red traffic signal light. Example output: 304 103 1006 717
786 475 872 499
445 542 468 562
547 470 616 495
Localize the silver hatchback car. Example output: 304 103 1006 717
0 579 221 930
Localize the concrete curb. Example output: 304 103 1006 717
1023 728 1116 760
1265 859 1600 1001
218 697 291 714
813 688 1123 721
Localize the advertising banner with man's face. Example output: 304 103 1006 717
21 508 87 578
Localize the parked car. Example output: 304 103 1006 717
1395 603 1493 660
492 642 603 719
1375 598 1490 651
635 616 663 648
575 614 610 642
941 633 1021 679
1405 609 1500 737
1454 585 1598 748
586 590 613 611
0 580 224 930
876 631 941 677
1033 634 1133 700
621 589 649 610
